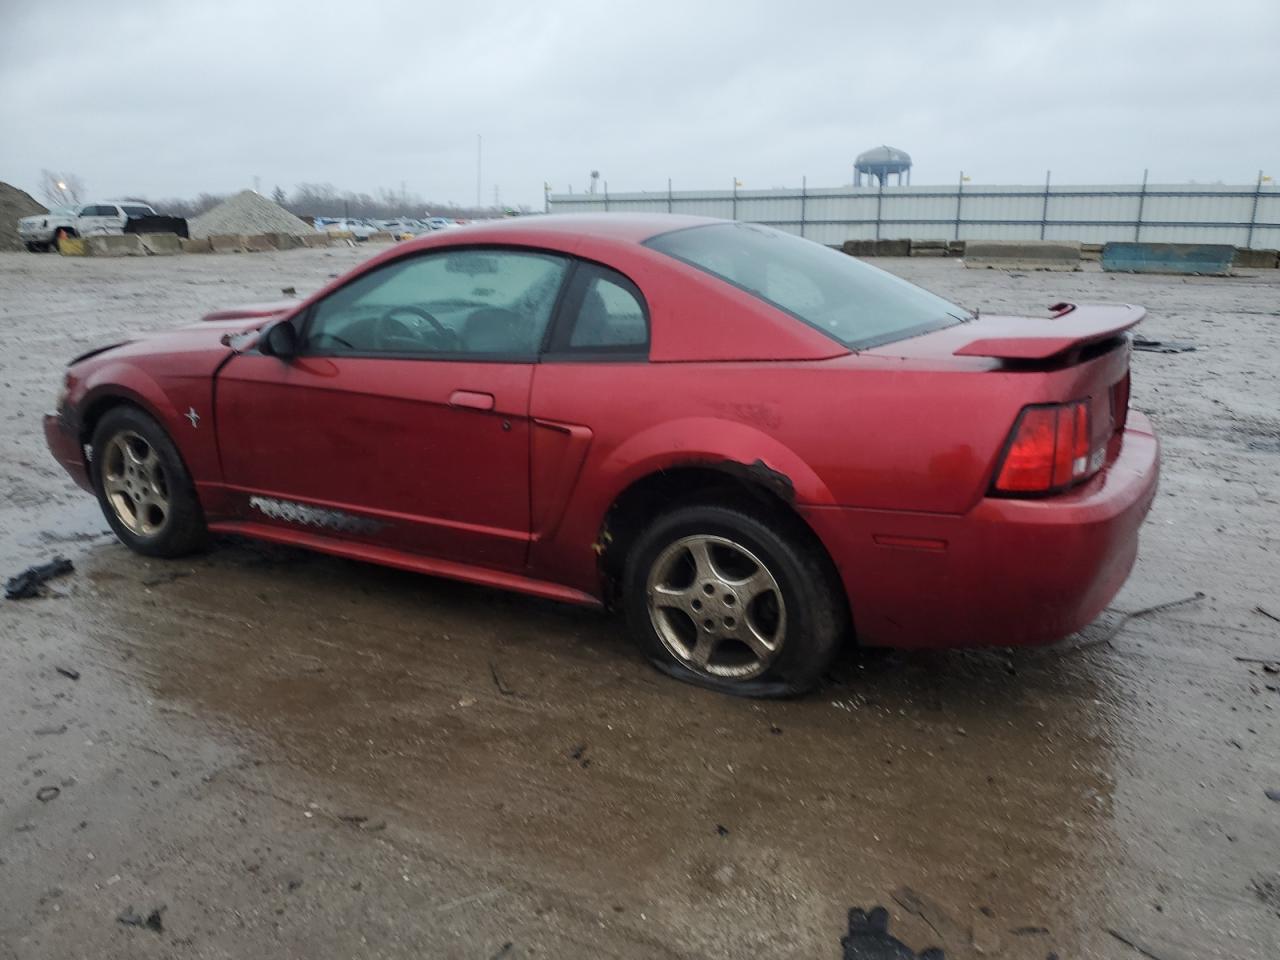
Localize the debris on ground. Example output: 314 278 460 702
1132 337 1197 353
141 570 192 587
715 824 730 837
1252 873 1280 911
568 744 589 768
36 786 60 803
117 906 165 932
55 666 80 681
841 907 944 960
890 886 969 946
0 181 46 251
490 661 516 697
1081 592 1205 648
34 724 68 736
5 556 74 600
188 190 312 239
1107 927 1169 959
1265 789 1280 803
1255 606 1280 624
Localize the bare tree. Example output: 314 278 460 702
40 170 85 207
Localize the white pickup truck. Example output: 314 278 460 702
17 200 158 251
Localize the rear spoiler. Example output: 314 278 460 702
954 303 1145 360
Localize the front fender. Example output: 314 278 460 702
73 360 222 488
77 361 186 439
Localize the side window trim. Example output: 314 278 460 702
542 260 650 362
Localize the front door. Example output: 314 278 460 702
214 245 571 571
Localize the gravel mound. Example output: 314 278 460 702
189 189 311 239
0 182 47 251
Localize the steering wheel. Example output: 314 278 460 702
372 305 456 351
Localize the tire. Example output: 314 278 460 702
90 406 207 557
622 502 847 698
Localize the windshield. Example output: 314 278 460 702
645 222 969 349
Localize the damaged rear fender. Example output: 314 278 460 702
599 417 837 508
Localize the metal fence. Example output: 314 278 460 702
547 174 1280 249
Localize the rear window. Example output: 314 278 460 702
121 205 154 218
645 222 970 349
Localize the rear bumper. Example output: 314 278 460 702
44 413 94 493
802 412 1160 649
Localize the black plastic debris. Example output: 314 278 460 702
1265 788 1280 802
1132 337 1197 354
5 556 74 600
117 906 165 933
55 666 80 681
36 786 60 803
841 907 944 959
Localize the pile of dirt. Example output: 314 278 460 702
189 190 312 239
0 182 47 251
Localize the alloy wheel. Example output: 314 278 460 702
102 431 171 536
645 534 787 680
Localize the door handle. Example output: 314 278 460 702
449 390 495 412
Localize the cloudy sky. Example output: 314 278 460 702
1 0 1277 208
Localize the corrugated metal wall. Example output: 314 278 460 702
548 182 1280 249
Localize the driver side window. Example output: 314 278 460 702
303 248 569 359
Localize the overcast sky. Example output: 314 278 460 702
1 0 1277 208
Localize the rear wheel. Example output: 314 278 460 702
622 503 846 697
91 407 207 557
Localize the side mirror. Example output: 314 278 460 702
258 320 298 360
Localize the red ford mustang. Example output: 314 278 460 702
45 215 1159 696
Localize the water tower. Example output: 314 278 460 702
854 145 912 186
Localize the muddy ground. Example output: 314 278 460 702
1 246 1277 960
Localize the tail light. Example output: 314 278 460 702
993 400 1096 494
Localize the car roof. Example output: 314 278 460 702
444 212 717 244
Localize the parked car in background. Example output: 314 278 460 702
381 218 427 237
424 216 455 230
75 201 158 237
318 217 379 241
43 215 1159 698
17 205 79 251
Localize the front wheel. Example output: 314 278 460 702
622 503 847 698
91 407 207 557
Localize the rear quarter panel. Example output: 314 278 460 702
529 345 1131 594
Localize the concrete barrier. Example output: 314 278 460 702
243 234 277 252
909 239 949 257
840 239 911 258
87 234 146 257
1101 242 1235 276
964 240 1082 271
300 233 332 248
1081 242 1104 262
268 233 305 250
367 231 395 243
208 234 246 254
140 233 182 256
180 237 213 254
57 236 88 256
1234 247 1279 269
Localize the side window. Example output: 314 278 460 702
302 248 569 359
553 264 649 356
